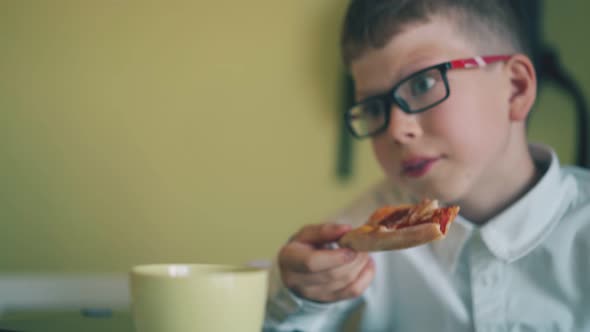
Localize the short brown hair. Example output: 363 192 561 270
341 0 530 67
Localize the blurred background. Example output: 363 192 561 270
1 1 588 274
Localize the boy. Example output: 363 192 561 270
264 0 590 331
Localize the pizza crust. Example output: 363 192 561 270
338 201 460 252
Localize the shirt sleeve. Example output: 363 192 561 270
263 257 362 332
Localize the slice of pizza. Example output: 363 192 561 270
338 199 460 252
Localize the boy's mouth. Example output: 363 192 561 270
401 157 440 178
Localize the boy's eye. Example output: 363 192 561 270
364 102 384 118
408 74 437 97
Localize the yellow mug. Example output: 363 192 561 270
130 264 268 332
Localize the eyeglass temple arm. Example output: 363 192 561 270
449 55 512 69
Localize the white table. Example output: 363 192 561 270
0 310 133 332
0 273 132 332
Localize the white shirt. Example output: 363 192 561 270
264 145 590 331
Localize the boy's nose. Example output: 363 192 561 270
386 106 423 144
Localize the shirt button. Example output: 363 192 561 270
479 324 507 332
480 276 493 287
491 274 500 285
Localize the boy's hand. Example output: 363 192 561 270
278 223 375 303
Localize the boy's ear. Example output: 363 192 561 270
506 54 537 122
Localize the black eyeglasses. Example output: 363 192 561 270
344 55 512 139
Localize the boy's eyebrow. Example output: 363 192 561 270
355 55 451 102
356 90 381 102
355 74 407 101
355 92 369 101
353 47 451 103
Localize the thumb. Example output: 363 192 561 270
295 223 352 246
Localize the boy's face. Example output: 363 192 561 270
350 17 518 203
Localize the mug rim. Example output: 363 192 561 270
130 263 267 278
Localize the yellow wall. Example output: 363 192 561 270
528 1 590 163
1 1 588 273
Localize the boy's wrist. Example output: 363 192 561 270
266 283 335 328
282 285 337 312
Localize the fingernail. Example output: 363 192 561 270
343 249 356 261
337 224 352 232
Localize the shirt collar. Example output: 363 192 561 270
431 144 577 272
478 144 576 262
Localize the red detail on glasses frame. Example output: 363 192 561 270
449 55 511 69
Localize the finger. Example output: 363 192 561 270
316 253 370 291
294 223 352 246
300 257 374 303
333 257 375 300
288 252 370 288
279 241 357 273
